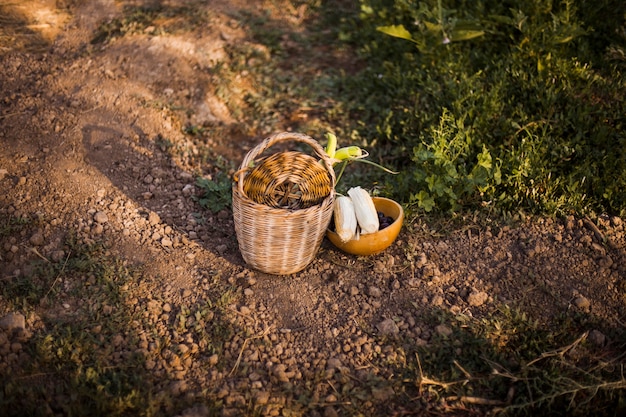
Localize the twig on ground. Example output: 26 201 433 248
415 352 469 393
228 324 273 377
445 395 506 406
44 250 71 300
526 331 588 367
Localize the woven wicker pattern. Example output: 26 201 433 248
232 132 336 275
243 151 332 209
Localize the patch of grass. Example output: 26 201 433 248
0 234 184 416
374 305 626 416
0 214 30 238
328 0 626 216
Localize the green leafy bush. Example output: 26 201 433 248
196 172 232 213
338 0 626 215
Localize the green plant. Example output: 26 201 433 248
195 171 233 213
336 0 626 215
390 305 626 416
402 109 501 212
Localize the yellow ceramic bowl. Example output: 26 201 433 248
326 197 404 256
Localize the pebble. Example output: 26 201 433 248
149 212 161 225
368 286 382 298
467 290 489 307
371 386 394 401
29 232 44 246
435 324 453 338
326 357 342 370
376 319 399 336
573 296 591 310
94 211 108 223
588 330 606 346
0 312 26 331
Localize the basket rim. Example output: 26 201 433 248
234 132 336 200
232 182 336 214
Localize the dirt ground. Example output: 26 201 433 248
1 1 625 416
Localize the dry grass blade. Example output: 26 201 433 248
415 352 469 393
526 331 589 367
229 324 273 377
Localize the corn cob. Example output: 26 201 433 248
333 196 357 242
348 187 379 234
334 146 363 161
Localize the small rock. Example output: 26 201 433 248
573 296 591 310
326 357 342 370
169 380 187 395
254 390 270 405
376 318 399 336
161 237 172 247
431 295 444 306
143 174 154 184
368 286 382 298
373 260 386 273
51 250 65 262
467 290 489 307
216 244 228 255
371 386 394 401
182 184 194 196
148 212 160 225
208 354 219 366
324 394 337 403
588 330 606 346
94 211 108 224
407 278 420 288
0 312 26 331
29 232 44 246
435 324 453 338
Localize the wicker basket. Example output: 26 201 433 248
232 132 336 275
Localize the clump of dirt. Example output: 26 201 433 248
1 1 624 416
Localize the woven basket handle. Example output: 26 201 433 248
236 132 336 194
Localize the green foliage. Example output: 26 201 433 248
338 0 626 215
196 171 233 213
0 236 161 417
403 109 501 211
